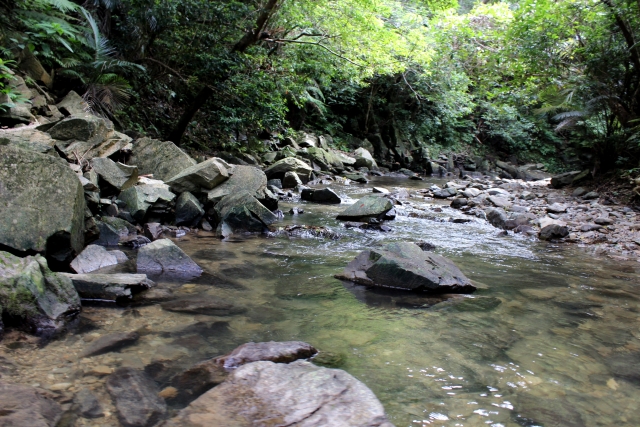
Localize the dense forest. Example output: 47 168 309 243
1 0 639 175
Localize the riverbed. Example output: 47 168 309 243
2 176 639 427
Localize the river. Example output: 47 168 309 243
3 176 639 427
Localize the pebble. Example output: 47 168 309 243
49 382 73 391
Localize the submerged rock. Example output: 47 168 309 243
217 341 318 369
137 239 202 275
0 252 81 336
0 382 63 427
336 195 393 221
165 360 394 427
80 331 140 358
106 367 167 427
70 245 128 274
335 242 475 294
61 273 155 302
161 296 245 316
0 145 85 265
74 388 104 419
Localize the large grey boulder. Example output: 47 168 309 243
264 157 313 183
130 137 196 181
0 382 63 427
486 208 508 229
137 239 202 275
336 195 393 221
354 147 377 169
336 242 475 294
119 185 176 222
61 273 155 302
47 114 113 145
56 90 87 116
206 165 270 205
0 128 56 154
0 252 81 336
550 170 583 188
70 245 128 274
174 192 205 226
213 191 278 237
165 360 394 427
91 157 138 192
0 145 85 264
166 157 230 193
106 368 167 427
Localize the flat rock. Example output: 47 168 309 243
488 195 512 208
164 360 394 427
0 252 81 336
61 273 155 302
0 382 63 427
166 157 229 193
372 187 389 194
137 239 202 275
336 195 393 221
106 367 167 427
547 203 567 213
336 242 475 294
433 188 457 198
343 173 368 183
130 137 196 181
0 145 85 264
80 331 140 358
216 341 318 369
70 245 128 274
594 217 613 225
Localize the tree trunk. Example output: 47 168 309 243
168 0 281 145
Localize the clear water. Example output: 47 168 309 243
2 176 640 427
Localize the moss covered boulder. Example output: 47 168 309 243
0 145 85 265
0 252 81 337
130 137 196 181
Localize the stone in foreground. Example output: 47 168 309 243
0 382 63 427
164 360 394 427
106 367 167 427
336 195 393 221
336 242 475 293
137 239 202 275
216 341 318 369
61 273 155 302
0 145 85 264
0 252 81 336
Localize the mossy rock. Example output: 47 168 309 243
0 251 81 336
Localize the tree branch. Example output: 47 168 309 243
265 38 364 67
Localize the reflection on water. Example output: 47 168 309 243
2 177 640 427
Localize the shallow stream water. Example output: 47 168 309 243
3 176 640 427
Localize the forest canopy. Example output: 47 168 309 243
1 0 639 173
